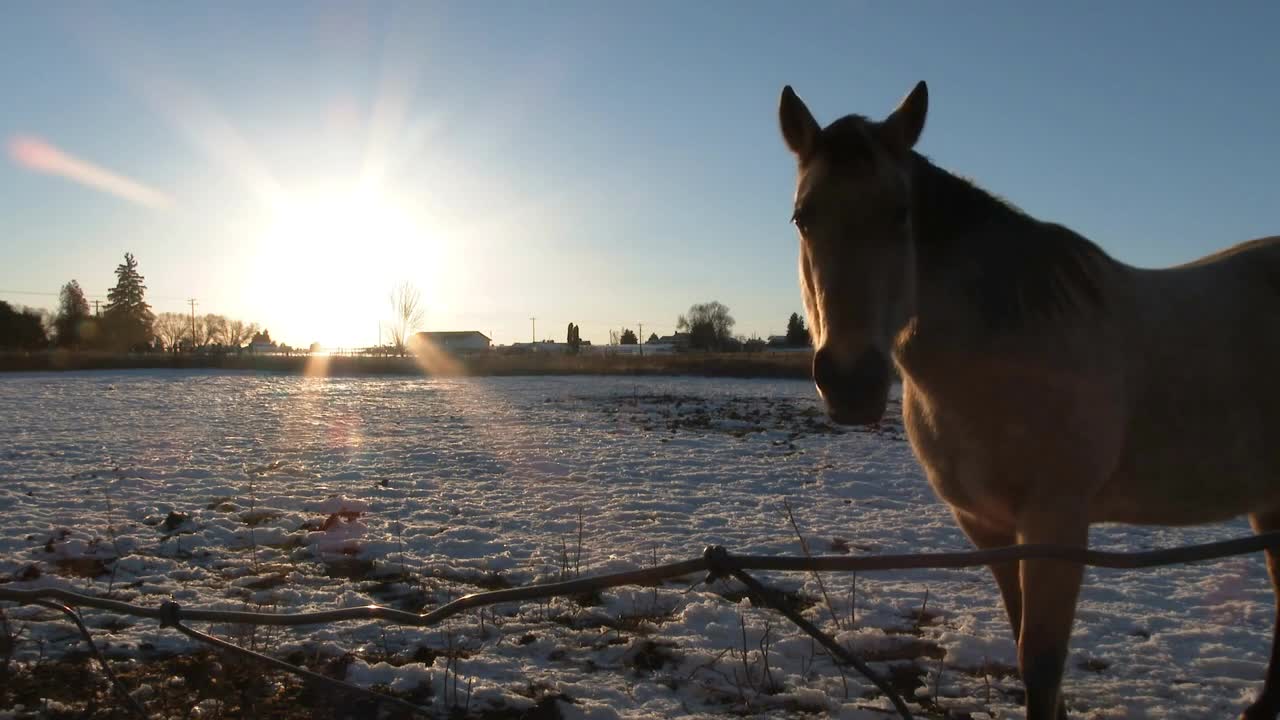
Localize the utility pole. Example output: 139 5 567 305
188 298 198 348
638 322 644 357
92 300 101 317
529 317 536 345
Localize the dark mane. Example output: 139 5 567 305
812 113 1113 331
907 153 1113 332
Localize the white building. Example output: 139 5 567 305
505 340 574 354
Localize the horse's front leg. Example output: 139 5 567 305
952 510 1022 641
1017 504 1089 720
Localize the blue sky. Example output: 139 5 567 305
2 2 1278 347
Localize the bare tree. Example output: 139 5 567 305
224 319 257 350
677 301 735 351
203 314 229 346
388 282 426 356
153 312 188 351
188 314 209 347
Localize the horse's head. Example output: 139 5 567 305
778 81 928 425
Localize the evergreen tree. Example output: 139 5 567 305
55 280 92 348
647 332 659 345
620 328 638 345
785 312 811 347
103 252 155 351
566 323 581 353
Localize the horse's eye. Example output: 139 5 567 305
791 206 813 232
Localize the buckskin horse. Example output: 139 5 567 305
777 80 1280 719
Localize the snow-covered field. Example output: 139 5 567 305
0 370 1271 718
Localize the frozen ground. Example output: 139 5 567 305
0 370 1271 719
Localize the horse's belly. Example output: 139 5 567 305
1095 447 1280 526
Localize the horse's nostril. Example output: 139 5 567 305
813 346 891 424
812 348 839 393
814 347 887 396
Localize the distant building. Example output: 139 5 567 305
505 340 572 354
412 331 491 354
247 330 279 354
767 335 789 348
590 342 675 356
652 332 691 351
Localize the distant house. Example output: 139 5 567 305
506 340 571 354
653 332 691 351
247 330 279 354
413 331 491 354
767 335 789 348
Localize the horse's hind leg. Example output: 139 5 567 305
1243 510 1280 720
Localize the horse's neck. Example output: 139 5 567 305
908 155 1013 244
896 156 1080 382
901 156 1012 352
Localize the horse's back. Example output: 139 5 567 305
1176 234 1280 273
1107 235 1280 524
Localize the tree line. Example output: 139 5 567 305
0 252 264 353
563 303 812 353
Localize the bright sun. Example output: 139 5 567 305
248 183 456 349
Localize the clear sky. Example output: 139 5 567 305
3 2 1278 348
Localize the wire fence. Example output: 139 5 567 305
5 531 1280 720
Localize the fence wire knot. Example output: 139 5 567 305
158 600 181 628
702 544 733 584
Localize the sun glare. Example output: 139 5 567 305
249 184 457 349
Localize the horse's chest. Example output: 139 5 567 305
901 377 1124 526
906 415 1013 520
901 391 1026 524
896 379 1116 525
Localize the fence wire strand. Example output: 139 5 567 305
32 600 149 720
164 610 435 718
5 530 1280 720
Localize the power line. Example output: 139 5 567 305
0 288 192 302
0 289 64 297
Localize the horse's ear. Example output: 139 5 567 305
779 86 820 158
883 80 928 151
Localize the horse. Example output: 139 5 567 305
776 80 1280 719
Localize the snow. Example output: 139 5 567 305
0 369 1271 718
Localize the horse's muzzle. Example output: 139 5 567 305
813 346 890 425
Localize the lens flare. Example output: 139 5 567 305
7 135 170 208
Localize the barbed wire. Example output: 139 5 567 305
5 532 1280 720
